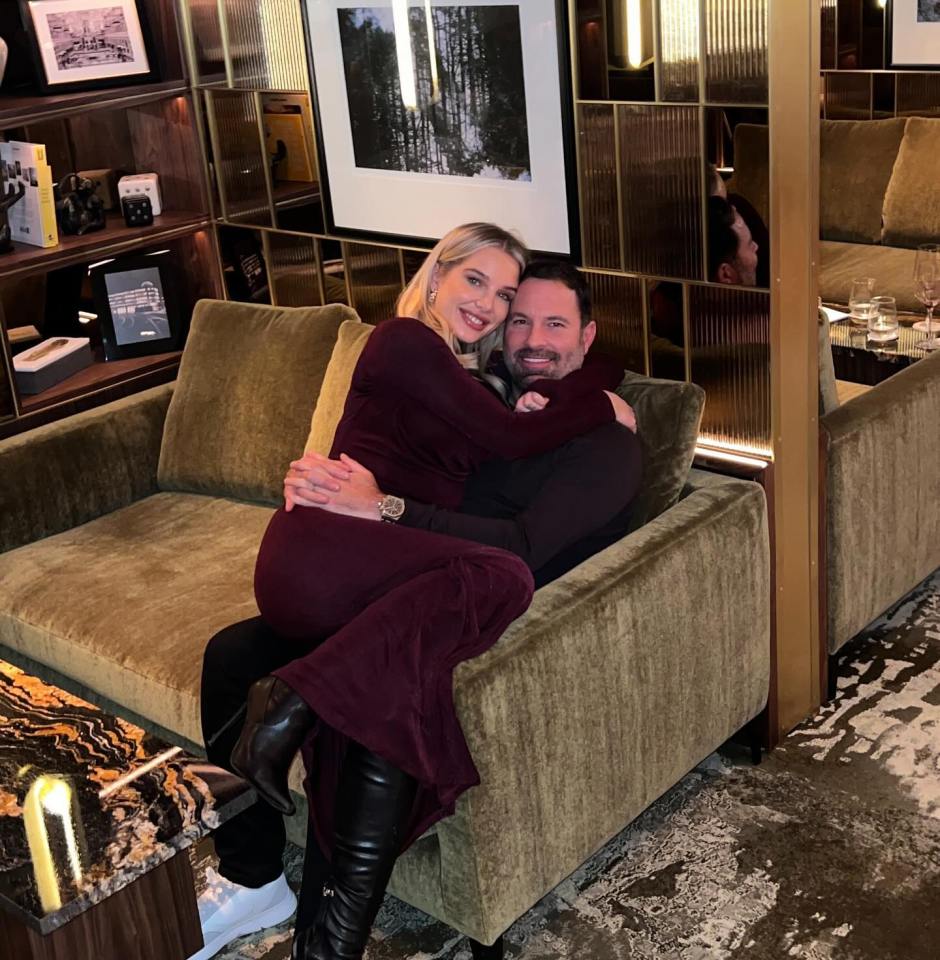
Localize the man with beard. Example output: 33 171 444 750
193 259 643 959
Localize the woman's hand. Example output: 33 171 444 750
514 391 549 413
604 391 638 433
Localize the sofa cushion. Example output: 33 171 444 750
305 319 372 455
883 117 940 248
159 299 359 504
616 372 705 530
820 117 907 244
0 493 272 745
820 239 923 313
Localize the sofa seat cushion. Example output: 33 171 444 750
820 240 923 314
0 492 273 746
159 300 359 505
820 117 907 244
883 117 940 248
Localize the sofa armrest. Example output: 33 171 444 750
821 350 940 652
421 473 770 943
0 384 173 554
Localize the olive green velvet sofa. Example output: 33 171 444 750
0 300 771 948
729 117 940 313
818 320 940 664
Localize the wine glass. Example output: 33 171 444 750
868 296 898 343
848 277 876 327
913 243 940 351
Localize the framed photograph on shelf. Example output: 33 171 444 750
18 0 156 94
887 0 940 68
89 251 180 360
302 0 578 256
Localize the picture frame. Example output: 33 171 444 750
887 0 940 68
89 250 180 361
18 0 157 95
301 0 579 257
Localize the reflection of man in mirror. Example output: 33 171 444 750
708 195 759 287
708 163 769 286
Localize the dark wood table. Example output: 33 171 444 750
827 311 933 385
0 660 255 959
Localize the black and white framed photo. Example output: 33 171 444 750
89 251 180 360
18 0 156 94
302 0 578 256
887 0 940 68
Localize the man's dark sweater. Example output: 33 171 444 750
397 421 643 587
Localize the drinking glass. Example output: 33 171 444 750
913 243 940 351
868 296 899 343
848 277 876 327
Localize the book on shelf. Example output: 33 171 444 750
0 140 58 249
262 94 316 183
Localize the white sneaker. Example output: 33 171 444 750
188 868 297 960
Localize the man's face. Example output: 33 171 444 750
503 278 597 389
718 209 759 286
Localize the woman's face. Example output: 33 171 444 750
431 247 521 344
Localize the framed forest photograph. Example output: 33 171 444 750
302 0 577 255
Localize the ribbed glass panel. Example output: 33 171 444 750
587 272 646 374
401 250 428 285
578 104 620 270
897 73 940 119
209 91 273 227
344 243 403 325
223 0 308 90
617 104 703 281
186 0 226 84
705 0 768 104
659 0 700 102
823 72 871 120
872 73 896 119
269 233 322 307
688 284 770 455
648 281 687 382
820 0 837 71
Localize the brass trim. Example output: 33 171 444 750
314 238 327 305
681 281 691 382
261 229 275 305
216 0 235 89
254 90 278 226
341 242 354 308
204 91 230 222
640 278 651 376
613 106 626 273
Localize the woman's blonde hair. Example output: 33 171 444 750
396 222 528 383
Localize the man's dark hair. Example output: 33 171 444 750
707 195 740 281
519 258 592 326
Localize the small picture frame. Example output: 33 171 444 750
887 0 940 68
90 251 180 360
18 0 157 94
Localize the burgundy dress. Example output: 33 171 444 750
253 318 620 851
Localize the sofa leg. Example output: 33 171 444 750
469 935 504 959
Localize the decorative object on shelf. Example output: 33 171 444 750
887 0 940 67
302 0 577 255
89 250 180 360
121 193 153 227
17 0 157 94
0 175 27 254
118 172 161 215
54 172 106 235
263 93 317 183
12 335 93 394
0 36 8 86
78 167 119 211
0 139 58 248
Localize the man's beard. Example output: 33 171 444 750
508 349 562 387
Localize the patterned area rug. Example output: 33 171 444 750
201 570 940 960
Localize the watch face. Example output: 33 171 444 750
381 495 405 520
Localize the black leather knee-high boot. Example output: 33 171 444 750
293 742 418 960
231 675 317 815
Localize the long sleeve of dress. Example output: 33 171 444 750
357 319 614 460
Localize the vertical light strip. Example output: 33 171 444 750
626 0 644 68
393 0 418 109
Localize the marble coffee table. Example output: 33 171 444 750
0 658 256 959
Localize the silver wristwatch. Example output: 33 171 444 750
377 494 405 522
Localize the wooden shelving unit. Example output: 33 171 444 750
0 0 222 437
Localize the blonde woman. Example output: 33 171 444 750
232 223 632 959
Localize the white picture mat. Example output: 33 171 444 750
304 0 572 254
27 0 150 83
892 0 940 65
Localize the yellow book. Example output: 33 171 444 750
0 140 58 249
263 94 317 183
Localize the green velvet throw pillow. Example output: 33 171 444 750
158 299 360 504
616 371 705 531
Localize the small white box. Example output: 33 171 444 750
13 337 93 394
118 173 162 216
